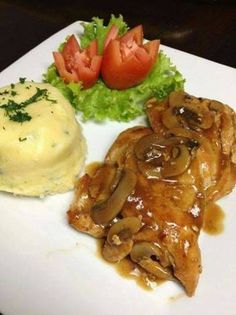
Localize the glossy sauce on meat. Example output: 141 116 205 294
68 91 236 297
203 203 225 235
85 161 103 177
115 258 165 290
96 238 165 290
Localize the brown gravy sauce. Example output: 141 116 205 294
89 162 161 290
96 239 163 290
89 162 225 289
203 202 225 235
115 258 165 290
96 202 225 290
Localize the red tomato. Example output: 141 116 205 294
104 25 119 51
101 25 159 90
120 25 143 46
62 35 81 65
53 51 79 83
53 35 102 89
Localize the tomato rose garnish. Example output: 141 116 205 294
53 35 102 89
101 25 160 90
103 24 119 51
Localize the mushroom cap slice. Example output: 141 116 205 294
163 91 214 130
134 134 197 179
102 239 133 263
91 169 137 225
107 216 142 245
161 144 191 177
130 242 174 280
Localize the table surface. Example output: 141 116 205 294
0 0 235 72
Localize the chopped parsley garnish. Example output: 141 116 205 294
45 94 57 104
21 88 48 106
10 111 32 122
11 90 17 96
11 83 15 89
19 137 27 142
19 77 26 84
0 90 9 96
0 87 55 123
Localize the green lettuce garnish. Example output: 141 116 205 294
43 15 185 122
80 14 129 53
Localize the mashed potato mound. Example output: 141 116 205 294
0 82 86 196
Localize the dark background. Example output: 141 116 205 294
0 0 235 72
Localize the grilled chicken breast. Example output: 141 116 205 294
68 91 236 296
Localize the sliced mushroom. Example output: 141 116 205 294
162 91 213 130
134 133 165 164
91 169 137 225
102 239 133 263
134 134 197 179
208 100 225 112
166 127 202 144
107 216 142 245
168 128 218 168
178 105 212 130
137 161 162 179
162 144 191 177
102 217 142 263
134 133 186 162
161 107 179 129
169 90 186 108
162 106 201 130
130 242 173 280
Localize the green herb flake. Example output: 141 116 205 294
11 83 15 89
0 88 51 123
10 112 32 123
45 93 57 104
0 90 9 96
11 90 17 96
21 88 47 107
19 77 26 84
19 137 27 142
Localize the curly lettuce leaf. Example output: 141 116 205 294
43 51 185 122
80 14 128 53
44 64 82 109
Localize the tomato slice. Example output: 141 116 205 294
62 35 80 59
53 52 78 83
101 25 160 90
144 40 160 65
61 35 81 72
104 25 119 51
120 25 143 46
53 35 102 89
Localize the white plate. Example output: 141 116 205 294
0 21 236 315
